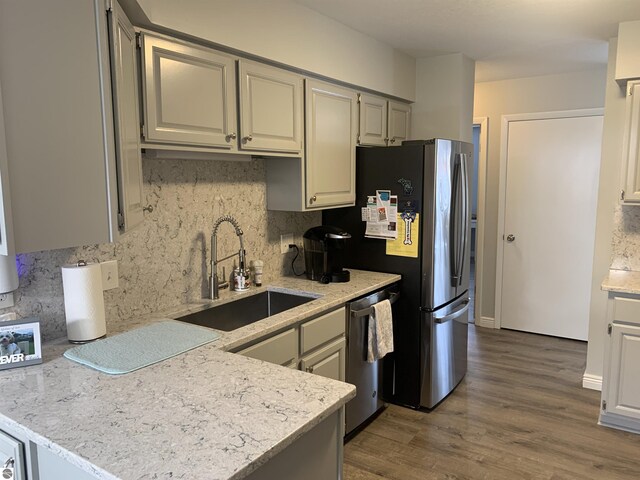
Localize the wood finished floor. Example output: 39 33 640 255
343 326 640 480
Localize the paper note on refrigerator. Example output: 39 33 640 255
386 212 419 257
364 192 398 239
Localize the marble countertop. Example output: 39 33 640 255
0 270 400 480
601 269 640 295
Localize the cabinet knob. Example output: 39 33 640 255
506 234 516 242
306 366 314 373
390 137 396 144
309 195 317 204
226 132 237 142
143 205 154 213
3 457 14 469
242 135 253 143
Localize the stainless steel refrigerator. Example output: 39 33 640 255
323 138 472 409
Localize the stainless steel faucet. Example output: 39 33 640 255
210 215 247 299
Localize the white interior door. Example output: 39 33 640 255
498 112 603 340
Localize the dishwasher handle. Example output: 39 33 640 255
350 291 400 319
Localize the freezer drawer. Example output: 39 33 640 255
420 295 469 408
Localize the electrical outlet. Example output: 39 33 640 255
0 293 14 309
280 233 293 254
100 260 119 290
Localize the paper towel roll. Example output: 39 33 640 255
0 254 18 293
61 261 106 343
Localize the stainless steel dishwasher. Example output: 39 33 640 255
345 284 400 437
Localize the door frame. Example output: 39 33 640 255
494 108 604 329
472 117 488 326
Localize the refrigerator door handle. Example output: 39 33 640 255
457 152 469 286
449 156 461 285
434 299 470 324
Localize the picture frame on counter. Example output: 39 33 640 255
0 318 43 370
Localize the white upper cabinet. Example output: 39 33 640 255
387 101 411 146
238 60 303 154
108 1 145 232
358 95 411 147
140 33 238 150
358 94 388 146
620 80 640 204
0 0 126 253
305 80 357 209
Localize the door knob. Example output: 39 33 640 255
506 234 515 242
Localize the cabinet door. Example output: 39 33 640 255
300 337 346 382
239 61 303 154
305 80 357 209
620 80 640 204
388 101 411 146
358 94 388 146
108 1 144 232
604 322 640 420
141 33 238 149
0 82 15 255
0 430 25 480
0 0 118 253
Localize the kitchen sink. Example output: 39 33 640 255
174 290 317 332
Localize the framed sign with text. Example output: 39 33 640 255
0 318 42 370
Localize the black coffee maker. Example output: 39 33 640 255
303 226 351 283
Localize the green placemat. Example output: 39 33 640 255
64 320 220 374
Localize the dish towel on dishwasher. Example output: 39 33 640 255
367 299 394 363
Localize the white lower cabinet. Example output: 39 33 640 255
0 429 26 480
600 294 640 433
236 307 346 382
0 427 94 480
300 338 346 382
237 328 297 366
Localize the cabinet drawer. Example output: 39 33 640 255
238 328 297 366
0 430 25 480
612 296 640 324
300 307 345 354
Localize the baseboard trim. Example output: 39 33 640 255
582 373 602 391
475 316 496 329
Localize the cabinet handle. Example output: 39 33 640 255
3 457 14 468
306 366 314 373
226 133 237 142
242 135 253 143
309 195 317 204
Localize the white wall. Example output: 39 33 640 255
131 0 416 101
412 53 475 143
474 69 608 321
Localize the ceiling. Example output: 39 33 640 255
294 0 640 82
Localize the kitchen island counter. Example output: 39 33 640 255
0 270 400 480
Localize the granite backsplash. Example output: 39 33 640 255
10 157 320 341
611 204 640 271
